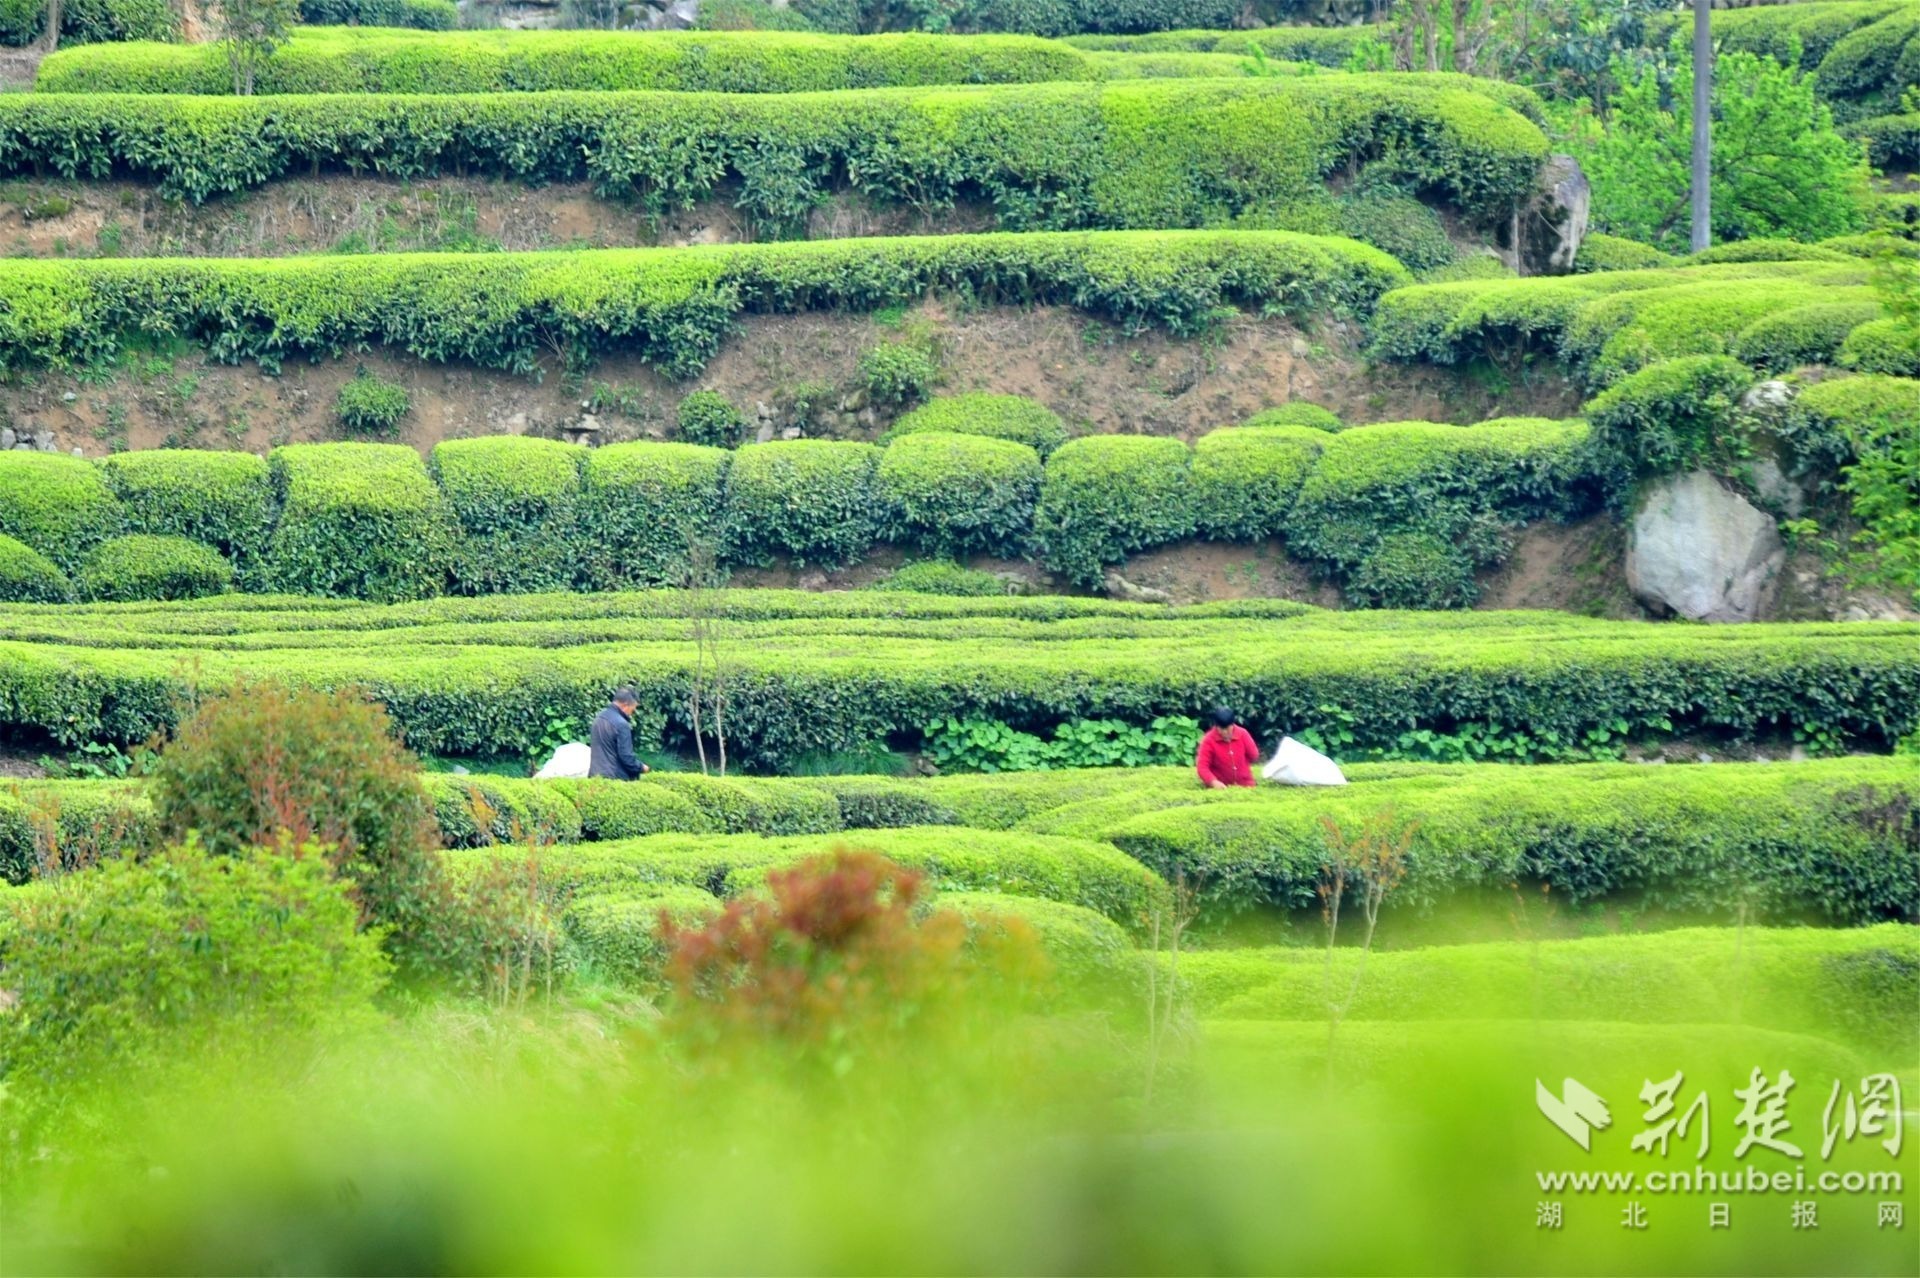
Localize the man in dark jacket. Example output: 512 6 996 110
588 688 652 780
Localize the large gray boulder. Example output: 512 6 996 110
1627 471 1785 622
1517 154 1590 276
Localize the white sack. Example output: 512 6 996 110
1261 736 1348 787
534 741 592 780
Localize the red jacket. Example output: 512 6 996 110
1196 725 1260 788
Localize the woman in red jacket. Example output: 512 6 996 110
1195 706 1261 788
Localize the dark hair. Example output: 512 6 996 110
1210 706 1235 728
612 686 639 706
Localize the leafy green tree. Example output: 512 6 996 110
1581 45 1869 253
221 0 300 95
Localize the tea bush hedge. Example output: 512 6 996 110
429 437 584 596
1186 926 1919 1056
0 78 1545 233
1859 110 1920 168
263 443 454 603
552 779 716 841
1369 261 1875 382
1572 232 1676 273
35 29 1098 94
1190 424 1327 542
1105 755 1920 923
0 0 175 48
1583 355 1755 479
97 450 273 580
76 534 231 603
3 593 1910 763
881 393 1070 455
422 772 583 848
560 886 721 986
939 889 1138 997
1731 300 1884 371
724 440 883 568
1063 27 1387 71
1034 435 1194 585
1284 418 1597 574
0 233 1409 378
448 825 1167 927
0 534 69 604
1786 372 1920 473
875 432 1042 558
299 0 457 29
577 442 731 590
0 452 122 572
1839 315 1920 374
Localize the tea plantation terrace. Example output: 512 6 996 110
0 593 1913 763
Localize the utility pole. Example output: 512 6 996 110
1690 0 1712 252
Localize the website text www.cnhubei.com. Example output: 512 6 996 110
1537 1167 1905 1195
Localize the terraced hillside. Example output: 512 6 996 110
0 14 1915 1276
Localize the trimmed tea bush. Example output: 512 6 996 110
420 773 583 849
1731 301 1883 372
676 390 746 448
1105 757 1920 923
264 443 454 602
1241 402 1341 431
98 449 273 577
1784 372 1918 471
0 78 1543 235
0 532 70 603
0 0 175 47
1190 425 1327 542
1 595 1913 764
299 0 457 28
882 393 1070 454
556 779 717 841
1583 355 1756 478
875 432 1042 558
430 436 584 596
0 452 122 572
1286 418 1596 574
1035 435 1194 584
577 442 731 590
1840 316 1920 375
724 440 882 568
0 234 1408 379
562 886 721 986
1574 232 1676 273
77 534 231 603
36 28 1097 94
1347 530 1477 609
335 370 411 435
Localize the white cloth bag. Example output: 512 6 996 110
1261 735 1348 787
533 741 592 780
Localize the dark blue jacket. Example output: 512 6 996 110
588 705 647 780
